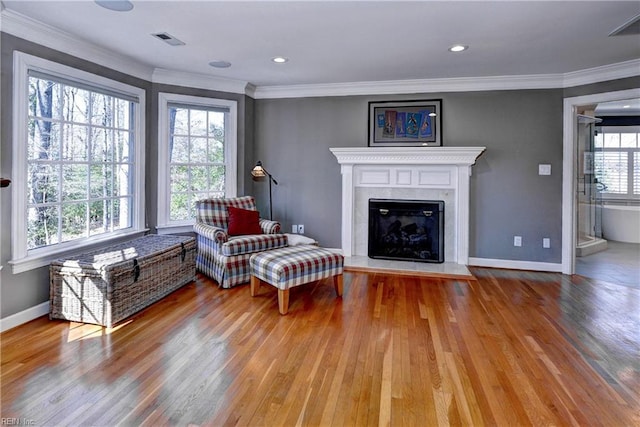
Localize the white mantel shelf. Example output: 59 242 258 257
330 147 486 166
330 146 486 270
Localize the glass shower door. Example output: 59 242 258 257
576 114 606 256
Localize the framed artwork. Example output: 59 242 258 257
368 99 442 147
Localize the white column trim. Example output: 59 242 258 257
340 164 354 257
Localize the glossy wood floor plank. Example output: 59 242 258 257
1 268 638 426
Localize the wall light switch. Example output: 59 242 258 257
514 236 522 247
539 164 551 175
543 238 551 248
292 225 298 234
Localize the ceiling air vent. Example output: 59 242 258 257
609 13 640 36
152 32 185 46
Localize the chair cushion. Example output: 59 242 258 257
227 206 262 236
196 196 257 229
220 234 288 257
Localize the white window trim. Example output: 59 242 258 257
156 93 237 234
9 51 147 274
597 125 640 200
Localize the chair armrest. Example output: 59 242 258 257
259 219 281 234
193 222 228 244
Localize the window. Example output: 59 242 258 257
594 126 640 199
157 93 237 232
11 52 146 273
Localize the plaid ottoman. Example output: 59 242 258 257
250 245 344 314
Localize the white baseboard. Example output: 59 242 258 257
1 301 49 333
468 257 563 273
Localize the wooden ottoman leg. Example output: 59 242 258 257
250 275 261 297
278 289 290 315
334 274 343 297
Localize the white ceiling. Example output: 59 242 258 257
2 0 640 90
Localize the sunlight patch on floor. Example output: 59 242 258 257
66 319 132 342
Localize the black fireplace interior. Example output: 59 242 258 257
368 198 444 263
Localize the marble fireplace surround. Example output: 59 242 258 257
330 147 486 277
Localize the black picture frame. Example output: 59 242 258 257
368 99 442 147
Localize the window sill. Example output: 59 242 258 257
156 223 196 235
9 229 150 274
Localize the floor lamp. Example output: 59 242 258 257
251 161 278 220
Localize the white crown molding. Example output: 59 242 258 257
254 59 640 99
244 83 257 99
0 8 153 81
2 7 638 100
253 74 566 99
562 58 640 88
152 68 251 96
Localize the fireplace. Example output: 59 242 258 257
369 199 444 263
330 147 486 267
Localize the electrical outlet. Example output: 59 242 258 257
292 224 298 234
298 224 304 234
514 236 522 247
543 238 551 248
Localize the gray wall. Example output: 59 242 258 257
2 31 638 322
0 33 252 319
254 78 640 258
254 91 565 262
252 97 364 232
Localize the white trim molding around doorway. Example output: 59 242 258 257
561 88 640 275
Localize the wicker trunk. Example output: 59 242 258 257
50 235 196 327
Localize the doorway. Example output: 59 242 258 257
562 88 640 276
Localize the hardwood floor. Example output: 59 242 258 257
1 268 638 426
575 240 640 289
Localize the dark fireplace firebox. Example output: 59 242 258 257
368 198 444 263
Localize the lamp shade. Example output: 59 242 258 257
251 161 267 178
250 161 278 220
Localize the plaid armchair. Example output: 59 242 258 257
193 196 288 288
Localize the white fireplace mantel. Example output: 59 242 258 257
330 147 486 265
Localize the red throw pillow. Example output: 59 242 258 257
227 206 262 236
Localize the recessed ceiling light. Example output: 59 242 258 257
623 105 631 109
95 0 134 12
448 44 468 53
272 56 289 64
209 60 231 69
